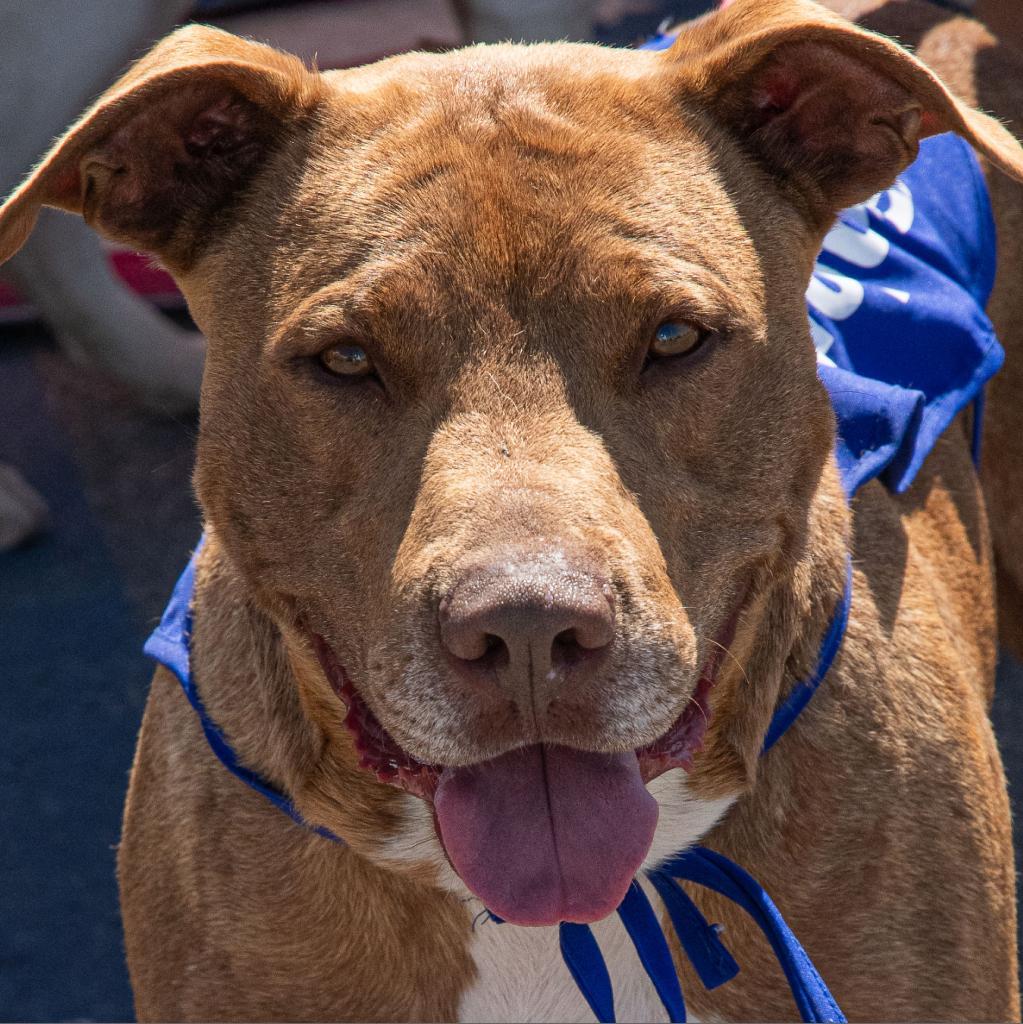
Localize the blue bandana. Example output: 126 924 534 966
812 133 1000 495
144 70 1000 1024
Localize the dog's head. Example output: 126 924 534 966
4 0 1022 926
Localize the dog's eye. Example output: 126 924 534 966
649 320 706 360
318 343 373 378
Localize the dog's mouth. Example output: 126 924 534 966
312 636 722 796
309 626 733 927
320 653 443 801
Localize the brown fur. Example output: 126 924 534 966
2 0 1022 1018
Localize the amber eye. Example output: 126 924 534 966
318 343 373 378
649 320 707 360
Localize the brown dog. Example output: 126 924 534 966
2 0 1023 1019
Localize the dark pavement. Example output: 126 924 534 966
1 328 199 1021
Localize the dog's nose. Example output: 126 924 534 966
439 546 616 713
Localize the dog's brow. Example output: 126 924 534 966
268 259 448 357
595 248 757 332
373 159 458 199
268 281 364 356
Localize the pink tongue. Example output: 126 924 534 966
434 744 658 926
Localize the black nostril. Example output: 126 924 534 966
477 633 510 670
551 628 599 670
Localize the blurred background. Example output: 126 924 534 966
1 0 1020 1020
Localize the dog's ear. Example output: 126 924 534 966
0 24 321 271
664 0 1023 222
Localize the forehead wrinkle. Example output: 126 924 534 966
307 49 758 324
268 243 453 346
357 115 663 296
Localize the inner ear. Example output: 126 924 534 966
77 80 280 267
718 40 924 218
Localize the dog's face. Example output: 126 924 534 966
4 0 1022 926
193 41 830 766
190 45 839 921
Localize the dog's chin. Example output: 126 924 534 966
310 634 719 803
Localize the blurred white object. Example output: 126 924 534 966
0 463 49 551
214 0 462 65
0 0 205 416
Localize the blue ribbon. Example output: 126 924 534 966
616 882 688 1022
560 843 849 1024
639 847 845 1023
144 538 342 843
647 868 739 990
762 558 854 754
146 539 851 1022
560 922 616 1022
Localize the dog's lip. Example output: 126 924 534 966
306 606 742 799
309 633 442 800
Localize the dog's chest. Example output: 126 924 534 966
459 897 669 1023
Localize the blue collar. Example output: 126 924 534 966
146 541 851 1023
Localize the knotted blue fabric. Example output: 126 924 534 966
145 39 1001 1024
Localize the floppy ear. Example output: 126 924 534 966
665 0 1023 222
0 24 321 271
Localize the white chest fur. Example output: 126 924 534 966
459 893 669 1023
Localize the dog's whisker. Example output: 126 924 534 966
706 635 752 691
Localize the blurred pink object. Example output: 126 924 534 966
212 0 462 69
